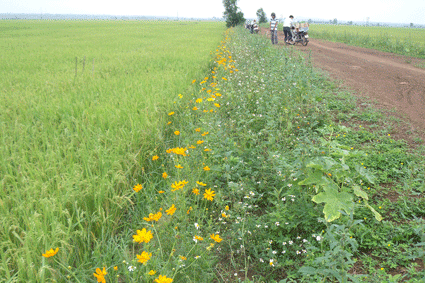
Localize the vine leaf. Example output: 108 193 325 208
312 185 353 222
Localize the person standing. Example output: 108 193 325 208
283 15 294 44
270 13 278 44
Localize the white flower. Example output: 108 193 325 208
316 235 322 241
234 273 238 276
282 242 287 245
128 265 136 272
272 250 277 254
289 241 293 245
195 223 199 230
275 222 280 226
282 250 286 254
287 184 292 187
259 258 264 262
296 251 301 255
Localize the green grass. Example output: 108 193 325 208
2 20 425 282
310 24 425 58
0 19 225 281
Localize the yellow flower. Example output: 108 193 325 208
42 247 59 258
197 140 204 145
114 266 118 270
222 77 227 81
204 148 211 152
196 181 207 186
148 212 162 221
192 107 198 110
225 205 229 211
158 190 165 194
93 267 107 283
149 270 157 275
162 172 168 179
214 103 220 108
188 145 196 149
194 235 204 241
152 155 159 161
203 188 216 201
168 112 175 116
178 94 183 99
166 204 176 216
191 79 196 84
203 166 211 171
195 128 201 132
210 233 223 243
174 131 180 136
179 255 187 261
137 251 152 265
154 275 173 283
133 184 143 192
133 228 153 243
167 121 172 125
171 180 188 192
175 164 183 169
169 147 187 156
196 98 203 103
192 188 200 195
201 132 209 136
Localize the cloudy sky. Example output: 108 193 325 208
2 0 425 25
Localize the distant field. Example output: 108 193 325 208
310 24 425 58
0 20 224 281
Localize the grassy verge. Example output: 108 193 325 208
122 26 424 282
310 24 425 59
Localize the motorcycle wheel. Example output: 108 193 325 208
302 36 308 46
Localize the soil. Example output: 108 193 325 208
260 28 425 143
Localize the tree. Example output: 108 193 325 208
256 8 267 23
333 18 338 25
222 0 245 27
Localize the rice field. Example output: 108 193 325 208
0 19 225 281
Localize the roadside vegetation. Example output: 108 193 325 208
310 24 425 59
1 20 424 282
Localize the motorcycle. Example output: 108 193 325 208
288 26 309 46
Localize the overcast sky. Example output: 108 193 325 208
2 0 425 25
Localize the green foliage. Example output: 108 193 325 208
222 0 245 27
256 8 267 24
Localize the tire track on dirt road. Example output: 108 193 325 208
300 39 425 136
260 27 425 140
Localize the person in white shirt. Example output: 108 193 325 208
269 13 278 44
283 15 294 44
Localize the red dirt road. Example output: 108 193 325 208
262 28 425 139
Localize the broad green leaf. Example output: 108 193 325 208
353 185 368 200
312 190 353 222
355 165 376 184
365 204 383 221
298 171 329 187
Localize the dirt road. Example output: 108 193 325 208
261 28 425 139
